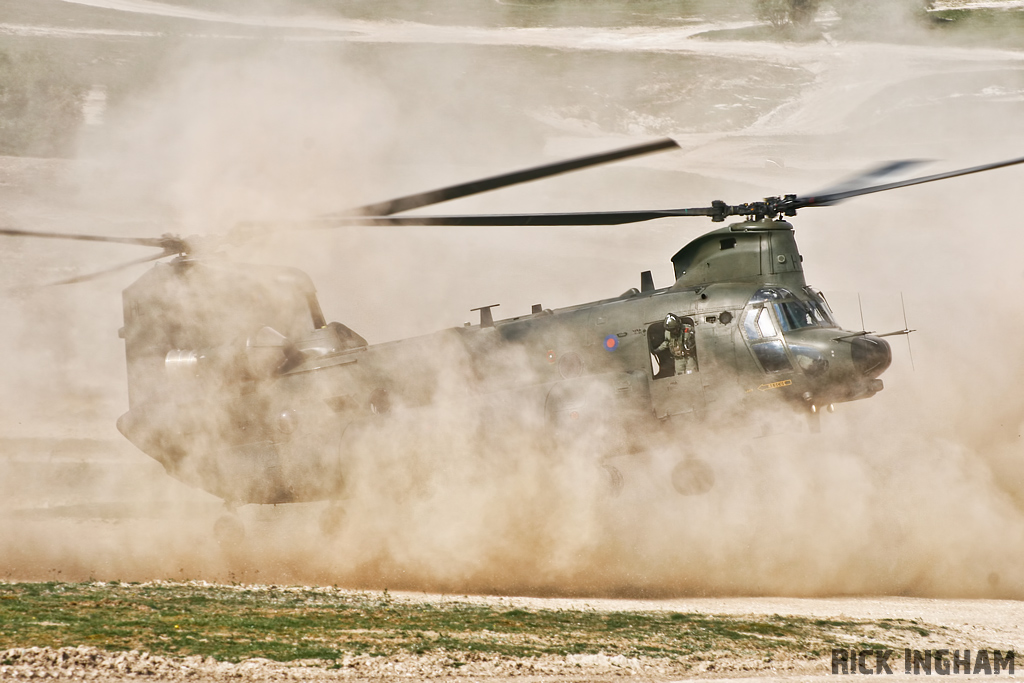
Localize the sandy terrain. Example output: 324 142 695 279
2 591 1022 681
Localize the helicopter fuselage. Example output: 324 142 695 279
114 219 890 505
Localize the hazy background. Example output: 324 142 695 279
1 0 1024 597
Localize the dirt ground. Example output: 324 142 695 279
3 591 1023 681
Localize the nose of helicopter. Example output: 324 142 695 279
850 335 892 378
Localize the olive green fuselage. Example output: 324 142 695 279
116 219 890 504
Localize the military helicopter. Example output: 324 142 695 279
3 139 1023 539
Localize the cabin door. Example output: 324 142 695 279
645 317 705 419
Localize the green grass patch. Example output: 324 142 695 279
0 582 937 664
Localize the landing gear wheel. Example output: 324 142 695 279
214 513 245 549
319 504 346 536
671 459 715 496
602 464 624 498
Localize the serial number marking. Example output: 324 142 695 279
757 379 793 391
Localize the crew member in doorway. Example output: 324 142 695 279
657 313 698 374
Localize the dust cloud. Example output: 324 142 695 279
1 0 1024 599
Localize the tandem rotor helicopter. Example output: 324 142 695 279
3 138 1023 538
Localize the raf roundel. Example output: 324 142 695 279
604 335 619 352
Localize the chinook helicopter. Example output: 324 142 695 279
3 138 1023 538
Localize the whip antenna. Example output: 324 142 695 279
901 292 916 372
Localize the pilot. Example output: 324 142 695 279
657 313 697 374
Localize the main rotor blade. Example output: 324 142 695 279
0 227 170 249
47 249 176 286
795 154 1024 208
805 159 929 205
332 138 680 217
301 207 718 227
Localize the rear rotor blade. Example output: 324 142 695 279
331 138 680 217
0 227 170 249
47 249 177 286
795 154 1024 208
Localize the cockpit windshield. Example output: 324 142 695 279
802 287 838 328
773 300 813 332
747 287 837 334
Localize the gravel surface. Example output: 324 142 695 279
3 594 1021 681
415 594 1024 651
0 643 819 681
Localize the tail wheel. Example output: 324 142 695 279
213 513 245 549
319 504 346 536
671 459 715 496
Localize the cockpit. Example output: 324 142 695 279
745 286 836 334
742 287 838 375
739 284 891 406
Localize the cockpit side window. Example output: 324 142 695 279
751 340 792 373
745 307 778 340
743 305 793 373
756 308 777 337
743 309 759 340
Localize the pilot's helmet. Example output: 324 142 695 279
664 313 681 331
